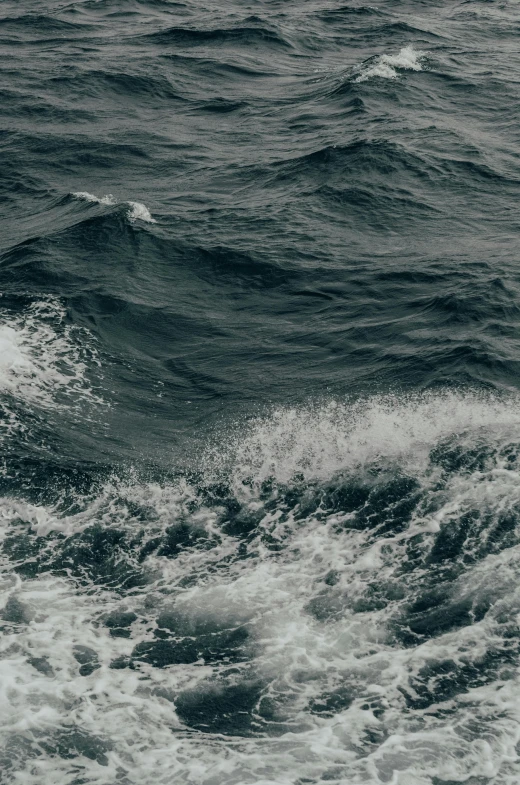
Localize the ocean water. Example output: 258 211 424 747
2 0 520 782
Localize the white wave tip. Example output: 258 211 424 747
72 191 117 205
72 192 156 223
126 201 156 224
355 45 426 83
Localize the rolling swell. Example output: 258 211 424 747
47 71 183 102
0 15 91 35
140 23 292 49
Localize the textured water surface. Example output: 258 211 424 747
2 0 520 783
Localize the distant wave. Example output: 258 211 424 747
71 191 156 223
0 14 88 33
354 45 427 82
48 71 183 102
140 23 292 49
72 191 116 206
316 5 384 22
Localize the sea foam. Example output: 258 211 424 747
1 391 520 782
355 45 426 82
127 200 157 224
71 191 117 205
71 191 156 222
0 299 102 416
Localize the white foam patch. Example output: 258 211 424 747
126 201 157 224
4 391 520 782
71 191 156 223
0 325 37 391
212 390 520 490
71 191 117 205
355 45 426 83
0 299 103 418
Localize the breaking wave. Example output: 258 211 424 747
354 45 427 83
72 192 156 223
2 391 520 783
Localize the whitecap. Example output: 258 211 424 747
210 389 517 490
126 201 157 224
71 192 156 223
71 191 116 205
0 299 103 414
0 324 38 393
354 45 426 83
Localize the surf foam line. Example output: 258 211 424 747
3 391 520 783
354 45 426 83
71 191 157 223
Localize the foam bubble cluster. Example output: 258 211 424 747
0 299 103 434
354 45 426 83
71 191 117 205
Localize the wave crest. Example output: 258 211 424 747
71 191 156 223
354 45 427 83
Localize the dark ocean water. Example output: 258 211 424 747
2 0 520 782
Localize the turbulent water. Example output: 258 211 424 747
2 0 520 783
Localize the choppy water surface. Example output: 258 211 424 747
2 0 520 782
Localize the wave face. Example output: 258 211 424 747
2 0 520 782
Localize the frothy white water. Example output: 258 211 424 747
71 192 156 223
71 191 117 205
0 299 103 420
127 201 157 224
216 390 520 490
354 45 426 83
3 391 520 783
0 325 38 392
